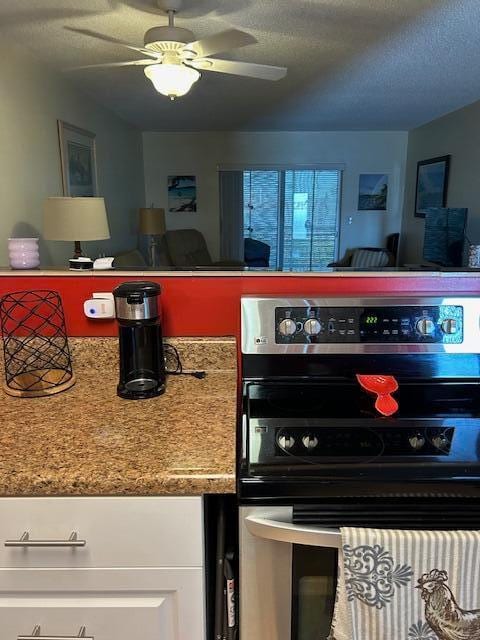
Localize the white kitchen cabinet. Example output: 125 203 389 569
0 497 203 568
0 591 173 640
0 498 205 640
0 568 204 640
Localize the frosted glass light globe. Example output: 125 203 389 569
144 63 200 100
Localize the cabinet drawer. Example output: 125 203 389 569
0 567 205 640
1 597 174 640
0 497 203 568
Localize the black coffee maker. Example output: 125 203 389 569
113 281 166 399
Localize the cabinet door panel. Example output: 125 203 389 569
0 568 205 640
0 497 203 568
1 595 174 640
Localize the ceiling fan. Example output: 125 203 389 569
67 0 287 100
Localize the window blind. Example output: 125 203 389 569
243 169 341 271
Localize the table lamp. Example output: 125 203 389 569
138 207 166 267
44 197 110 269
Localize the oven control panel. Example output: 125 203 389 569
274 426 455 457
241 297 480 354
275 304 464 344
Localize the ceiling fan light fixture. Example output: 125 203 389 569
144 63 200 100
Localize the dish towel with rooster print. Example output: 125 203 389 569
329 527 480 640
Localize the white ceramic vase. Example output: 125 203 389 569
8 238 40 269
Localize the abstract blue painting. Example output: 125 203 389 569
168 175 197 213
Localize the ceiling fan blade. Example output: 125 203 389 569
64 27 160 60
182 29 256 58
188 58 287 81
68 59 158 71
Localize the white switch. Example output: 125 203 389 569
84 292 115 319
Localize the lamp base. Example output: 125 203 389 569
69 257 94 270
149 236 158 267
70 240 93 269
73 240 84 259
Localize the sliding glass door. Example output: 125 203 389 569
243 169 341 270
243 170 281 268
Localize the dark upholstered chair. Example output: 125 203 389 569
164 229 244 268
244 238 270 268
386 233 400 264
113 249 147 268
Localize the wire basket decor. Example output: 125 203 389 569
0 290 75 397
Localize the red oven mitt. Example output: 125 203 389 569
356 374 399 416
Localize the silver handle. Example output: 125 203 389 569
18 625 93 640
245 513 341 549
5 532 86 548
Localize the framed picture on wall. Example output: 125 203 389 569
358 174 388 211
168 175 197 212
57 120 98 197
414 155 450 218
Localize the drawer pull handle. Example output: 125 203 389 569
5 531 86 548
18 625 93 640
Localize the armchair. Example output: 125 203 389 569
244 238 270 268
164 229 244 268
329 233 399 269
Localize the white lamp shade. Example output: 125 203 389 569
144 63 200 99
43 197 110 241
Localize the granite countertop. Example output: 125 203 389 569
0 337 237 496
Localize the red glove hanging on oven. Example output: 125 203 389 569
356 374 399 416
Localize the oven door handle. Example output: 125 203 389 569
245 513 341 549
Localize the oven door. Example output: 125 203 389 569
240 507 340 640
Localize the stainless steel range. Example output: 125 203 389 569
238 296 480 640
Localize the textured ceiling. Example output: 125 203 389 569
1 0 480 131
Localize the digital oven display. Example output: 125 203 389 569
359 307 413 341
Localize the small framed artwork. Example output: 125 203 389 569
414 155 450 218
58 120 97 197
168 175 197 212
358 174 388 211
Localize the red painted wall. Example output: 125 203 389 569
0 274 478 337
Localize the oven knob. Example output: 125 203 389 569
416 318 435 336
441 319 458 335
408 433 426 451
303 319 322 336
278 318 297 336
432 434 450 450
302 434 319 450
277 434 295 450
